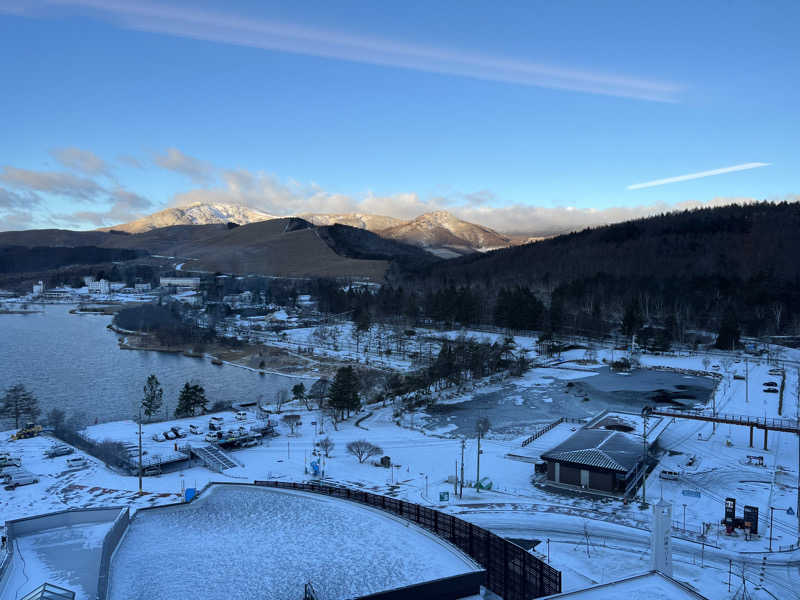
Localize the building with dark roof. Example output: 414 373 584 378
542 428 644 493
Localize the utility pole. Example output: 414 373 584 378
745 357 749 403
460 440 465 499
137 405 143 494
476 431 482 493
769 506 775 552
641 406 651 508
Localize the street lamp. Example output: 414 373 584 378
640 406 652 508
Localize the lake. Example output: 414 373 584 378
0 305 313 429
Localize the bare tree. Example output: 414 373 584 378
281 414 301 435
274 388 289 414
346 439 383 464
318 436 334 457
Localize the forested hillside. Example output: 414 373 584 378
315 202 800 344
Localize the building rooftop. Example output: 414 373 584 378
541 428 643 473
540 570 707 599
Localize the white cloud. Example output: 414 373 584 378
28 0 682 102
627 162 770 190
50 146 110 176
0 166 104 200
154 147 215 184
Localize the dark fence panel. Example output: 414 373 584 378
254 480 561 599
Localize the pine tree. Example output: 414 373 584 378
1 383 40 429
328 366 360 420
141 374 163 420
175 383 208 418
716 308 741 350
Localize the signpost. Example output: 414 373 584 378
439 491 449 502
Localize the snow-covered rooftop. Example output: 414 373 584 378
108 484 480 600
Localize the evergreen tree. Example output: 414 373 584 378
1 383 40 428
141 374 163 420
716 308 741 350
328 366 360 420
621 301 644 338
175 383 208 418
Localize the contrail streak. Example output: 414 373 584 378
627 162 770 190
12 0 683 102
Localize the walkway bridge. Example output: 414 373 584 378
651 408 800 449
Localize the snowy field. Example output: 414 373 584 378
2 344 799 599
108 484 479 600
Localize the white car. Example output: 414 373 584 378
3 468 38 489
66 456 87 469
189 424 202 435
235 411 248 421
152 432 165 442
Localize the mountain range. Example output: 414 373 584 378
103 202 513 256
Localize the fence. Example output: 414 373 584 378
254 480 561 599
521 419 564 447
96 507 131 600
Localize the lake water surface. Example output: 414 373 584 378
0 305 312 428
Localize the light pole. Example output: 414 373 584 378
683 503 687 532
137 405 143 494
640 406 651 508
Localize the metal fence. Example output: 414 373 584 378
254 480 562 599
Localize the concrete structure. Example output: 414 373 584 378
651 499 673 576
159 277 200 289
32 281 44 295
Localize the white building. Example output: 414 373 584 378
160 277 201 289
33 281 45 296
134 282 152 292
87 279 110 295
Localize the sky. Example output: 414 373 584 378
0 0 798 234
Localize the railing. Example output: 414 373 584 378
521 419 564 447
20 582 75 600
651 408 800 433
254 480 561 599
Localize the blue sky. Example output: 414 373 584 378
0 0 797 233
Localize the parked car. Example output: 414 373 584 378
189 424 202 435
205 431 222 443
164 430 177 440
763 381 778 387
171 427 187 438
152 432 165 442
209 416 224 431
235 410 248 421
0 452 22 468
764 388 779 394
3 468 38 489
45 444 74 458
66 456 87 469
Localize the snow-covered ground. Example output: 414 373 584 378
108 484 479 600
2 344 799 599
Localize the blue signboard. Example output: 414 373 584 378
185 488 197 502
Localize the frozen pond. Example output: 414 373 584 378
423 366 716 438
0 305 312 428
109 485 477 600
0 522 110 600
